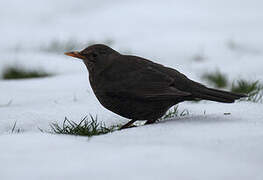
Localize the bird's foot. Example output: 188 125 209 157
144 119 157 125
119 125 137 130
119 119 137 130
119 119 157 130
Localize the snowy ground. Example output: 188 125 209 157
1 0 263 179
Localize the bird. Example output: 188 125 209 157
65 44 247 129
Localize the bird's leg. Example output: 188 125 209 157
119 119 137 130
144 119 157 125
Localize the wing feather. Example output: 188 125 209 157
103 56 191 100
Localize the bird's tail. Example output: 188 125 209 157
193 87 247 103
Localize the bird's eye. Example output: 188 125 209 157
92 53 98 58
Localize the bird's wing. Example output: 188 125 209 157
102 55 191 100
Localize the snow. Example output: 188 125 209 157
1 0 263 179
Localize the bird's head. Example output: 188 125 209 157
65 44 119 72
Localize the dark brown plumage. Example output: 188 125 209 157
65 44 247 129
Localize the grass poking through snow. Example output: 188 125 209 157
202 71 228 88
50 106 190 136
231 80 263 103
231 80 261 94
2 66 51 80
50 115 119 137
160 106 189 120
10 122 23 133
201 70 263 103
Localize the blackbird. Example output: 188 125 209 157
65 44 246 129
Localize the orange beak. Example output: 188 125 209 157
64 51 85 59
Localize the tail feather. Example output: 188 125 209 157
193 87 247 103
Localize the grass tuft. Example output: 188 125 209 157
10 121 23 133
51 106 190 136
231 80 263 103
160 106 189 120
2 66 51 80
50 115 118 137
202 70 228 88
201 71 263 103
246 92 263 103
231 80 261 94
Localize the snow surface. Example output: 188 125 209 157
1 0 263 179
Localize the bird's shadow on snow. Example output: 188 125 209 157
157 114 239 126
